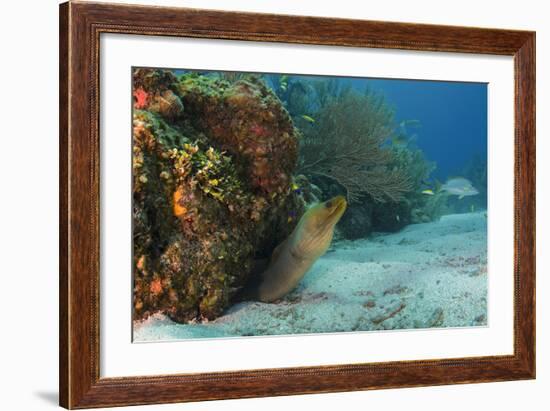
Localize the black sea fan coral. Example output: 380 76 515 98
297 88 413 203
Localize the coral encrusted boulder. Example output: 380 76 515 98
132 69 304 323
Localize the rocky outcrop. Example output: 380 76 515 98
132 69 304 323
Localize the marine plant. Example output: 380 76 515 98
296 86 413 203
269 75 312 119
213 70 251 84
389 145 435 192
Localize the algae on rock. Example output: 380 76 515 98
132 69 304 323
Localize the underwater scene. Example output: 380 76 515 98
132 67 488 341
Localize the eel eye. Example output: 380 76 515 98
325 200 333 208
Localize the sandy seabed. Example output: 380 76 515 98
134 212 488 341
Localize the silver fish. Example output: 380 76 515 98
441 177 479 199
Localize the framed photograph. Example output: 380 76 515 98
59 2 535 409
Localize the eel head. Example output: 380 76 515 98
290 195 347 260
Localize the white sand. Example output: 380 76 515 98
134 212 488 341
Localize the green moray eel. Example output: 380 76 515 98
244 195 347 302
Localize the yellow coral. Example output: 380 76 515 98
210 191 224 201
206 147 216 160
184 143 199 154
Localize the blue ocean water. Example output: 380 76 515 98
354 78 488 181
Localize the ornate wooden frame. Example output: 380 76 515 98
59 1 535 408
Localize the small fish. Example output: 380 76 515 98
300 114 315 123
421 189 435 195
280 75 288 91
396 215 400 222
441 177 479 199
291 182 302 194
391 133 408 146
470 205 475 213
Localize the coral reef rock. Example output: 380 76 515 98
132 69 304 323
338 202 374 240
371 200 411 232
